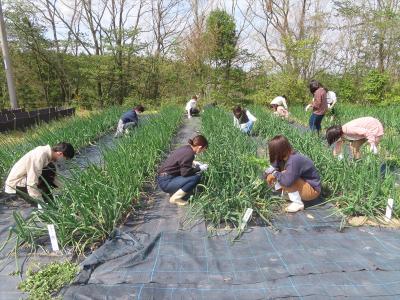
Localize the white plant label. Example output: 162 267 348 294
47 224 60 252
385 198 394 221
240 208 253 230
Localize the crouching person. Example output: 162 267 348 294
157 135 208 206
115 105 145 137
264 135 321 213
233 106 257 134
4 142 75 204
326 117 384 160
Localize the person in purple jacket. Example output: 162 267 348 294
157 135 209 206
264 135 321 213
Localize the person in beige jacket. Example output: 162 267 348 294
4 142 75 201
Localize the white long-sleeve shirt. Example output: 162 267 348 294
5 145 53 199
233 110 257 128
326 91 337 108
270 96 288 109
185 99 197 117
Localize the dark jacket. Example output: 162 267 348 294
158 145 200 177
121 110 138 124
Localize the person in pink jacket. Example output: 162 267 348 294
270 104 289 119
326 117 384 159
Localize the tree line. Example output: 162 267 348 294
0 0 399 109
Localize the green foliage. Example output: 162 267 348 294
206 10 237 69
362 70 389 103
11 107 182 253
186 108 279 228
19 261 78 300
252 106 398 218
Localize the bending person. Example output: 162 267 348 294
4 142 75 203
185 95 200 119
305 80 328 134
264 135 321 213
326 117 384 160
270 95 288 110
233 106 257 134
115 105 145 137
157 135 208 206
270 104 289 119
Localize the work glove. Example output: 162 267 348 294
337 153 344 160
199 164 208 172
193 160 201 167
263 165 276 177
370 143 378 154
305 104 312 112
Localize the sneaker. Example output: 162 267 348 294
285 202 304 213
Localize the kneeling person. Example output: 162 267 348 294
4 142 75 202
157 135 208 206
264 135 321 213
115 105 145 137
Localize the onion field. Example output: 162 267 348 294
11 106 182 254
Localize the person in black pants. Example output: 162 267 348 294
157 135 209 206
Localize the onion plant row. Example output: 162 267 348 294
0 106 126 180
251 106 398 219
289 104 400 161
187 108 280 229
11 106 182 254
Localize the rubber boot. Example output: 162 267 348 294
169 189 188 206
285 191 304 213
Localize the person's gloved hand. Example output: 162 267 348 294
337 153 344 160
193 160 201 167
199 164 208 172
264 165 276 176
305 104 312 112
370 143 378 154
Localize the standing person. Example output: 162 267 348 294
270 104 289 119
4 142 75 202
233 106 257 134
326 117 384 160
270 95 288 110
305 80 328 134
264 135 321 213
185 95 200 119
115 105 145 137
157 135 208 206
326 90 337 121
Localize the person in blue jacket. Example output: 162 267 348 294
114 105 145 137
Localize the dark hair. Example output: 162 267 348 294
309 80 322 94
233 105 243 118
282 95 287 100
52 142 75 159
326 125 343 145
192 95 198 100
188 135 208 148
267 135 293 165
270 104 278 111
134 105 145 112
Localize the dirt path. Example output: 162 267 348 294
63 116 400 300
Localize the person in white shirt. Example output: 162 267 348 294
4 142 75 202
233 106 257 134
270 95 288 110
326 90 337 121
185 95 200 119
